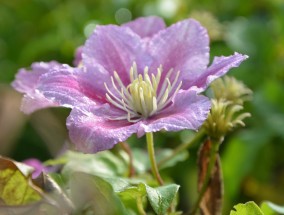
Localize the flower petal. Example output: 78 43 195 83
21 93 58 114
122 16 166 38
12 62 61 114
148 19 209 84
188 52 248 92
37 65 103 108
83 25 151 84
67 105 139 153
137 90 211 137
12 61 60 94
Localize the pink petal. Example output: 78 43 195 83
67 90 210 153
137 90 211 137
83 25 151 85
21 93 58 114
37 65 102 108
148 19 209 85
188 52 248 92
12 62 61 114
12 61 60 93
67 104 139 153
23 158 53 179
122 16 166 38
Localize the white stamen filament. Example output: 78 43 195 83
104 62 182 122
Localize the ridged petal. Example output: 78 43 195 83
37 65 104 108
11 62 61 113
137 90 211 137
66 89 211 152
83 25 151 85
122 16 166 38
148 19 209 86
67 104 139 153
188 53 248 92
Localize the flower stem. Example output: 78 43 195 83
158 129 205 168
120 141 135 177
146 132 164 185
137 196 146 215
190 139 220 215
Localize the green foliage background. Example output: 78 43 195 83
0 0 284 214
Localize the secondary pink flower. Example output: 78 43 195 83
13 16 248 153
23 158 53 179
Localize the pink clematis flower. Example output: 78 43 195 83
12 16 248 153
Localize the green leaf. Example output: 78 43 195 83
261 201 284 215
117 182 147 214
145 184 180 215
117 182 180 215
118 183 146 200
102 176 131 192
156 149 189 170
0 158 73 214
127 148 188 174
230 201 264 215
69 172 128 215
0 157 42 205
61 150 127 178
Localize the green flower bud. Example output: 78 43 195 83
203 99 251 140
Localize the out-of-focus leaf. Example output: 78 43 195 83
122 148 188 174
131 148 150 173
0 157 73 214
156 149 189 170
69 172 128 215
33 173 74 213
0 157 42 205
230 201 264 215
145 184 180 215
0 201 63 215
102 176 131 192
222 128 271 211
198 139 223 215
261 201 284 215
61 150 127 177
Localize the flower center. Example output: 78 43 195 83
104 62 182 122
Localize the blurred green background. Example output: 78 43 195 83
0 0 284 214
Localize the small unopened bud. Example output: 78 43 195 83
210 76 252 105
203 99 251 140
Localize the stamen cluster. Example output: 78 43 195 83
203 99 251 140
105 62 182 122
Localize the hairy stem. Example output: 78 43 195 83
190 139 220 215
158 129 205 168
146 132 164 185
